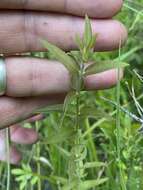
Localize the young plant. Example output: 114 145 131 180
39 15 128 189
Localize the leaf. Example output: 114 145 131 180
12 169 24 175
79 178 108 189
22 164 31 172
54 145 70 158
68 50 82 66
80 106 113 120
83 15 92 48
75 34 84 50
35 104 63 114
63 91 75 113
84 162 106 169
50 175 67 185
34 156 54 170
31 176 38 185
62 181 77 190
43 126 75 144
88 34 97 49
85 61 129 76
41 40 78 74
74 146 87 162
15 176 25 182
20 180 27 190
62 178 108 190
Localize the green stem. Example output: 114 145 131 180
73 66 85 190
76 92 80 131
116 46 127 190
85 118 98 177
6 128 11 190
37 144 41 190
36 122 41 190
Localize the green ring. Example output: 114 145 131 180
0 58 6 96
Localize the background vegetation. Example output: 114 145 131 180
1 0 143 190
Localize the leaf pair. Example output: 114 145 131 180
76 15 97 62
42 15 128 79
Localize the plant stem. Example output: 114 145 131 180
6 128 11 190
75 64 83 131
85 118 98 177
116 45 127 190
36 122 41 190
70 64 85 190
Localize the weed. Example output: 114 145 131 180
37 16 127 189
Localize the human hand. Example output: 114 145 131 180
0 0 127 163
0 115 40 164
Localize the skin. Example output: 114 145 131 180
0 0 127 164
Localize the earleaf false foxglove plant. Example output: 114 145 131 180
38 15 129 189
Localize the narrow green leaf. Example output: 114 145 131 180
41 40 78 74
54 145 70 158
15 175 26 182
88 34 97 49
35 104 63 114
84 162 106 169
80 106 113 120
74 146 87 162
82 47 90 62
79 178 108 189
12 169 24 175
34 157 53 170
68 50 82 66
83 15 92 48
31 176 38 185
22 164 31 172
62 181 77 190
50 175 67 185
85 61 129 76
63 91 75 112
75 34 84 50
20 180 27 190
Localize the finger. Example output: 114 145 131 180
0 129 21 164
0 65 122 128
6 58 123 97
0 124 39 164
1 146 21 164
0 12 127 54
0 94 65 129
0 0 123 18
26 114 44 123
10 125 38 144
85 69 123 90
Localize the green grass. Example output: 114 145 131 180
1 0 143 190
